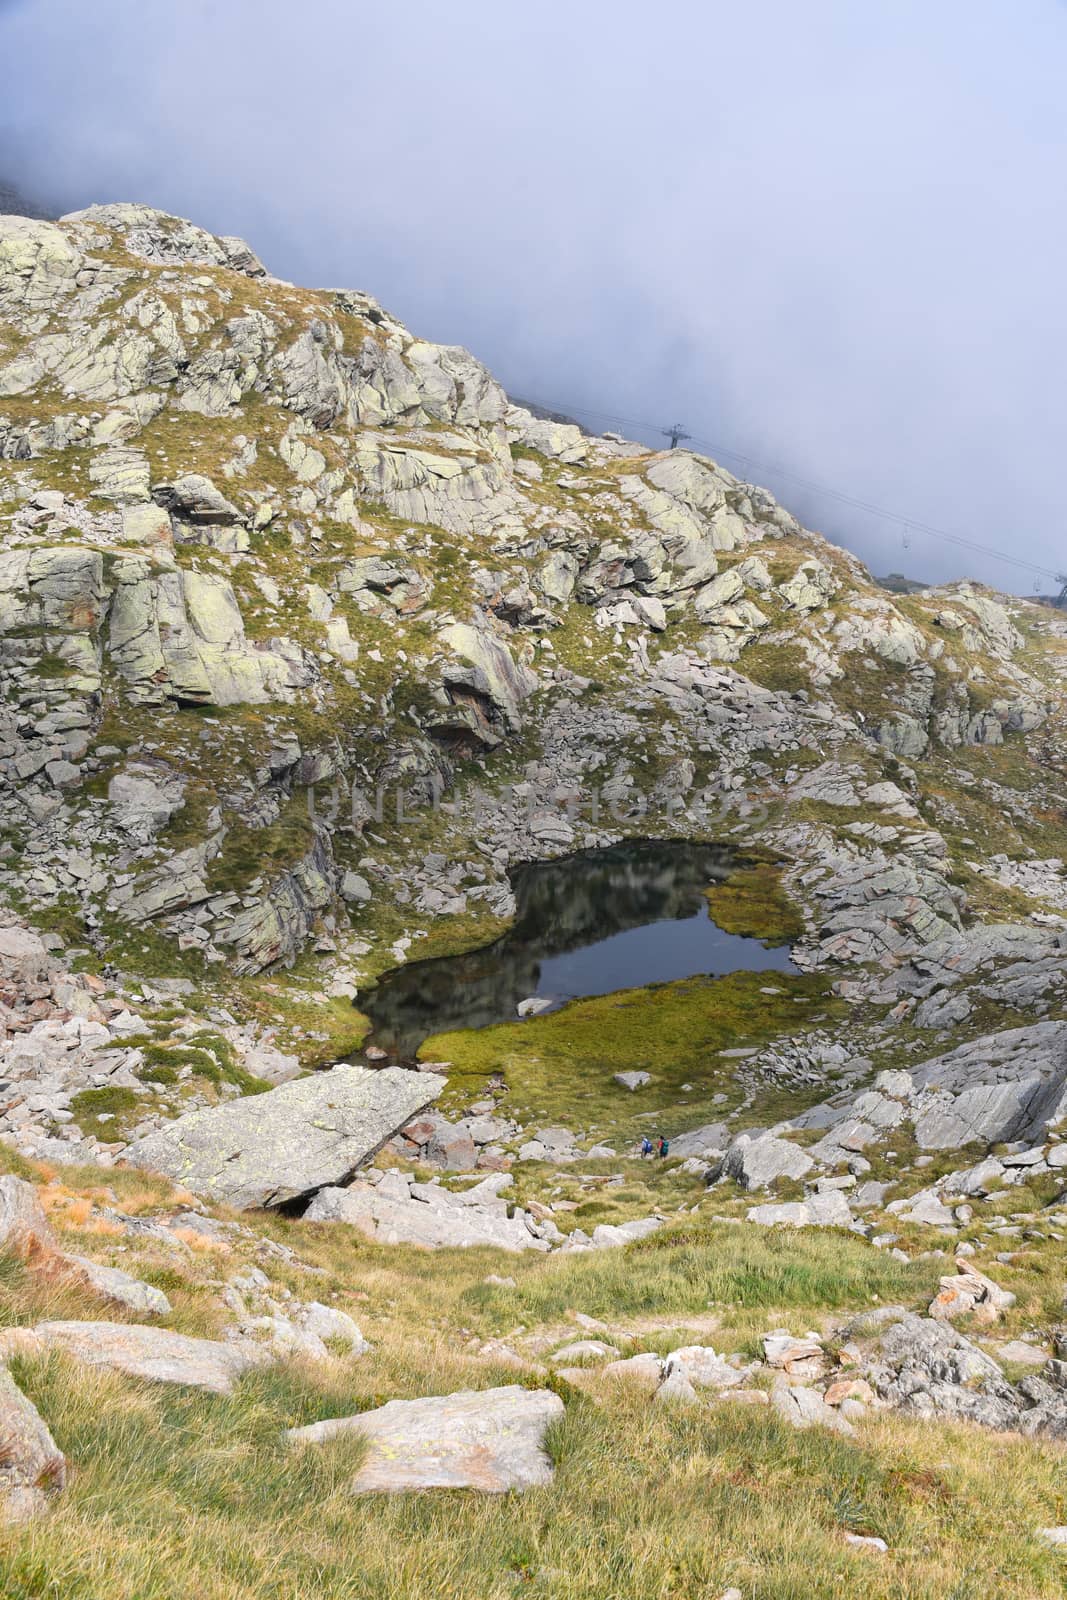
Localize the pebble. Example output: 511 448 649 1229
844 1533 888 1554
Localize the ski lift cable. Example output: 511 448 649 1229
520 394 1062 585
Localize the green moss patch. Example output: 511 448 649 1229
141 1034 271 1096
705 861 804 945
420 970 845 1135
68 1086 142 1139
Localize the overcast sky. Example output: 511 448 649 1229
1 0 1065 592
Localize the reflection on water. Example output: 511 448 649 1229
357 840 796 1061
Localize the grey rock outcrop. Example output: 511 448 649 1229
305 1170 550 1251
795 1022 1067 1158
438 620 537 740
708 1135 814 1190
286 1385 563 1492
852 1311 1067 1436
0 1172 55 1258
219 836 334 973
125 1065 445 1208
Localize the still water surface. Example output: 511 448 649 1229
357 840 796 1061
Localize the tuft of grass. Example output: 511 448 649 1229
68 1085 142 1139
461 1221 941 1332
140 1034 272 1097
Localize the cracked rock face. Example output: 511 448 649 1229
795 1021 1067 1156
125 1065 446 1208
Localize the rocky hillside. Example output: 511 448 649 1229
3 203 1067 1597
1 207 1063 982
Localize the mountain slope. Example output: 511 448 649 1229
1 204 1063 995
2 205 1067 1596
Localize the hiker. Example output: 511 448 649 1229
657 1135 669 1158
640 1136 653 1157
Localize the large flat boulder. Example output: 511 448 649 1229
0 1322 270 1394
125 1065 445 1208
286 1385 563 1492
0 926 53 986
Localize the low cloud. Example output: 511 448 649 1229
2 0 1066 592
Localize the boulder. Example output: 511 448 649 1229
602 1352 664 1391
62 1256 171 1318
928 1261 1015 1325
0 1174 55 1259
1 1322 270 1394
340 871 372 905
304 1178 545 1252
550 1340 619 1364
0 927 53 985
286 1385 563 1492
892 1188 958 1229
771 1383 855 1437
107 766 185 836
844 1534 887 1554
293 1302 369 1355
220 840 334 975
425 1123 477 1171
746 1190 852 1228
670 1122 729 1159
942 1158 1007 1197
240 1044 302 1086
587 1217 663 1249
654 1365 699 1404
663 1346 750 1390
125 1065 445 1208
121 503 172 546
709 1136 814 1191
517 996 554 1017
746 1201 813 1228
0 1367 66 1523
778 560 837 612
993 1340 1048 1368
439 621 537 731
763 1332 826 1380
155 472 244 534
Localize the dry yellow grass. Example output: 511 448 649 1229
0 1146 1063 1598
